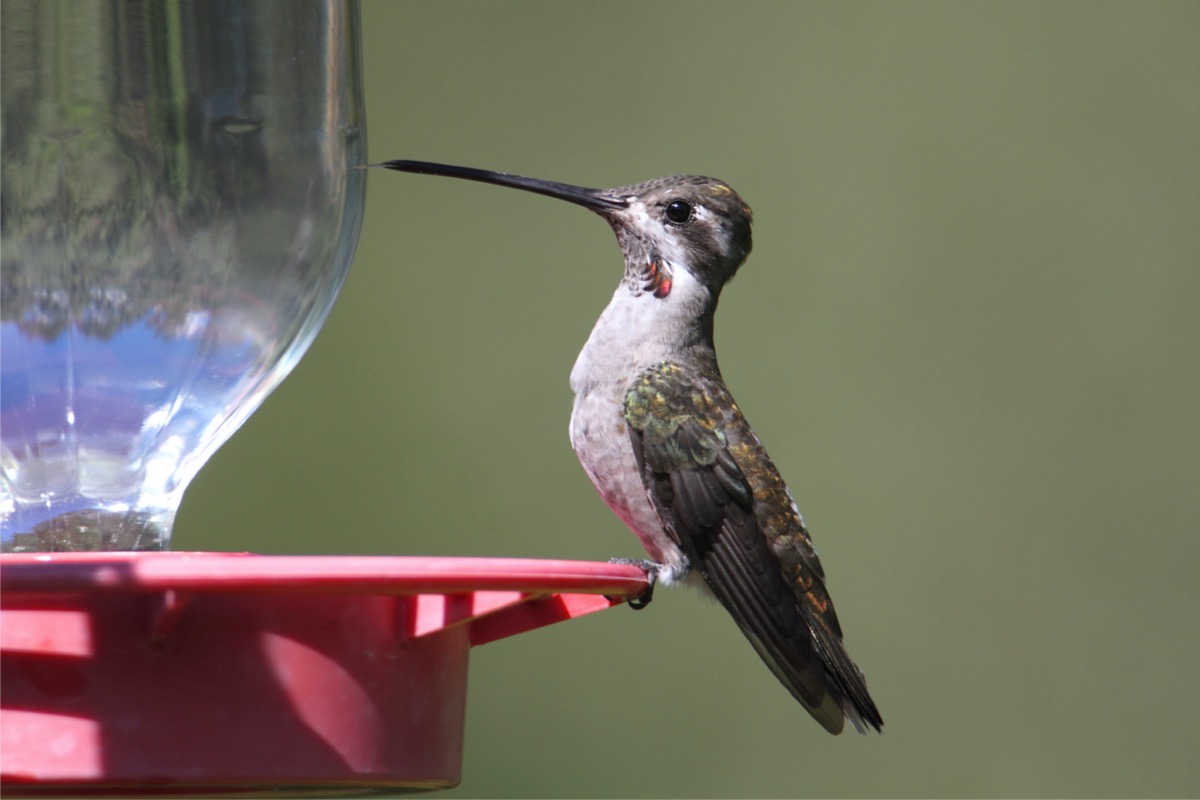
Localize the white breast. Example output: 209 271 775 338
566 269 710 585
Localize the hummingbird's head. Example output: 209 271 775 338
597 175 753 299
376 160 753 303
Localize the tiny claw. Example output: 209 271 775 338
608 557 661 610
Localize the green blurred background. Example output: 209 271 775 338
175 1 1200 796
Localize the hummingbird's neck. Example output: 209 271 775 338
569 263 720 395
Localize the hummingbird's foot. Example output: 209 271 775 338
608 557 662 610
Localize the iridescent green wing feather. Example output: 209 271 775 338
624 360 882 733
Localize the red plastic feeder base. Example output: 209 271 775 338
0 553 649 796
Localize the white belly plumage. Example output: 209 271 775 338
567 273 711 586
569 388 691 584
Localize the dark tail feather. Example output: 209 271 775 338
694 506 883 734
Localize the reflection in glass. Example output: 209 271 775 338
1 1 366 551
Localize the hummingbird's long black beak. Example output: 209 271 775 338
375 160 628 212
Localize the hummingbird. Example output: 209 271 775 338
379 159 883 734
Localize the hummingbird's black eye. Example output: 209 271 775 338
664 199 694 225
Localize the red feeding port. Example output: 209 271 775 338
0 552 649 795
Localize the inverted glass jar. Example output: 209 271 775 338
1 0 365 551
